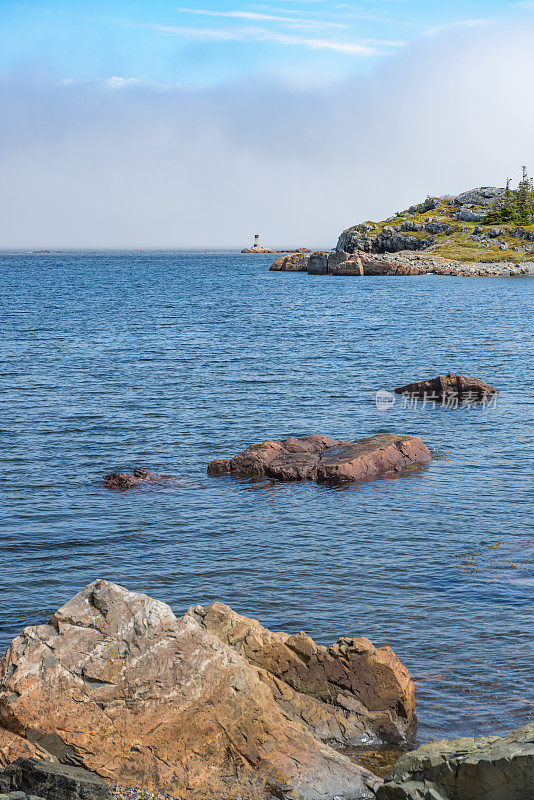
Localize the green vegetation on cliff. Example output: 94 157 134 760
337 177 534 263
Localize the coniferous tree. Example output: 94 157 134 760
500 178 514 223
484 168 534 225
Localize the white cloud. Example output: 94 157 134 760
177 7 347 28
126 20 384 54
1 19 533 248
422 18 491 37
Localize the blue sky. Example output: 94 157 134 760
1 0 532 86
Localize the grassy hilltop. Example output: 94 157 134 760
337 179 534 264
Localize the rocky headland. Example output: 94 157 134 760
270 187 534 276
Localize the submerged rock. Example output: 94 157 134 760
102 469 168 490
0 579 418 800
376 722 534 800
394 374 497 400
208 432 431 484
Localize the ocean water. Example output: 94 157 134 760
0 250 533 748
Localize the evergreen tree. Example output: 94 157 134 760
483 168 534 225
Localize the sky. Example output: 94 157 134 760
1 0 534 247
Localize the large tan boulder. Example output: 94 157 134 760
192 602 416 745
207 433 431 484
0 580 417 800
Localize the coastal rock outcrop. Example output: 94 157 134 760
269 253 310 271
331 185 534 266
395 374 497 400
269 250 533 277
0 758 110 800
0 579 418 800
207 432 431 484
102 469 168 490
376 722 534 800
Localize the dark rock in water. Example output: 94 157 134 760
102 469 168 490
376 722 534 800
395 374 497 400
208 432 431 484
0 579 417 800
0 758 109 800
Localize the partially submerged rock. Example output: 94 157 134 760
376 722 534 800
208 432 431 484
0 579 417 800
102 469 168 490
395 374 497 400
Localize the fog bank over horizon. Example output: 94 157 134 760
1 21 534 250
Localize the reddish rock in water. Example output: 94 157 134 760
394 374 497 400
102 468 168 490
208 432 431 484
0 580 417 800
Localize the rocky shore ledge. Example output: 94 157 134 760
270 250 533 277
376 723 534 800
0 579 416 800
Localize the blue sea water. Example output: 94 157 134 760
0 250 533 747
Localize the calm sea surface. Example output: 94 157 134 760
0 251 533 747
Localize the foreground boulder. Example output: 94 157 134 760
0 580 417 800
377 722 534 800
395 374 497 400
102 468 168 490
0 758 110 800
208 432 431 484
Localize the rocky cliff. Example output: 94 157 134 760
336 187 534 263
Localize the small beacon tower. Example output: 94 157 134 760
253 233 260 249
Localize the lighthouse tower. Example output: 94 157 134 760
253 233 260 249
